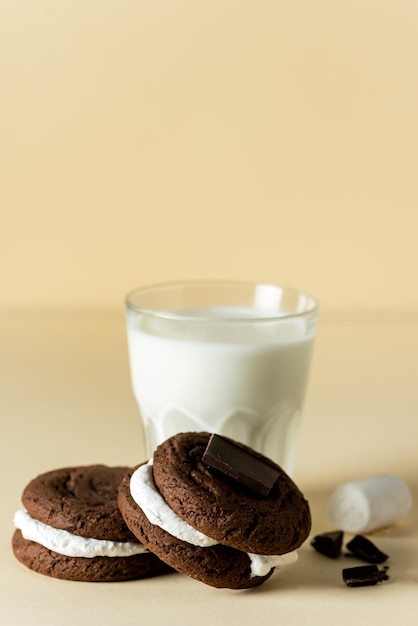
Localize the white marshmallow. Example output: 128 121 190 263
327 473 412 533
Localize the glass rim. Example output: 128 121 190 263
125 279 319 324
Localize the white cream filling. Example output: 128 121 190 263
130 461 298 578
14 509 148 558
247 552 298 577
130 462 218 547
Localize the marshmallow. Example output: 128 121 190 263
327 473 412 533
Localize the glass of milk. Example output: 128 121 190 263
125 280 318 473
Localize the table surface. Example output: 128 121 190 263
1 309 417 625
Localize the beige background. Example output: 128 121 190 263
2 5 418 622
1 0 417 312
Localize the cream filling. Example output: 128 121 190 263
130 462 218 547
14 509 148 558
130 462 298 578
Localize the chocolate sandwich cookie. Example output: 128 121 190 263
12 464 171 582
118 432 311 589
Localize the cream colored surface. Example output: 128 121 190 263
1 0 418 311
1 310 417 624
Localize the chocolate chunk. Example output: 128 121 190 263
342 565 389 587
346 535 389 564
310 531 344 558
202 434 280 496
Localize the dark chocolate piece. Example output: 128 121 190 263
342 565 389 587
202 434 280 496
310 531 344 558
346 535 389 564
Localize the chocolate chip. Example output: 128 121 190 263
202 434 280 496
342 565 389 587
310 531 344 558
346 535 389 564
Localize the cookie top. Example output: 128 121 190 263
152 432 311 554
22 465 137 541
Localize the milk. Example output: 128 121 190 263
126 306 315 472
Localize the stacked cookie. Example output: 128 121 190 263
118 432 311 589
12 465 171 582
13 433 311 589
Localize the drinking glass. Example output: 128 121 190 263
125 280 318 473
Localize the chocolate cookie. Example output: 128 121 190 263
12 464 171 582
118 433 311 589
